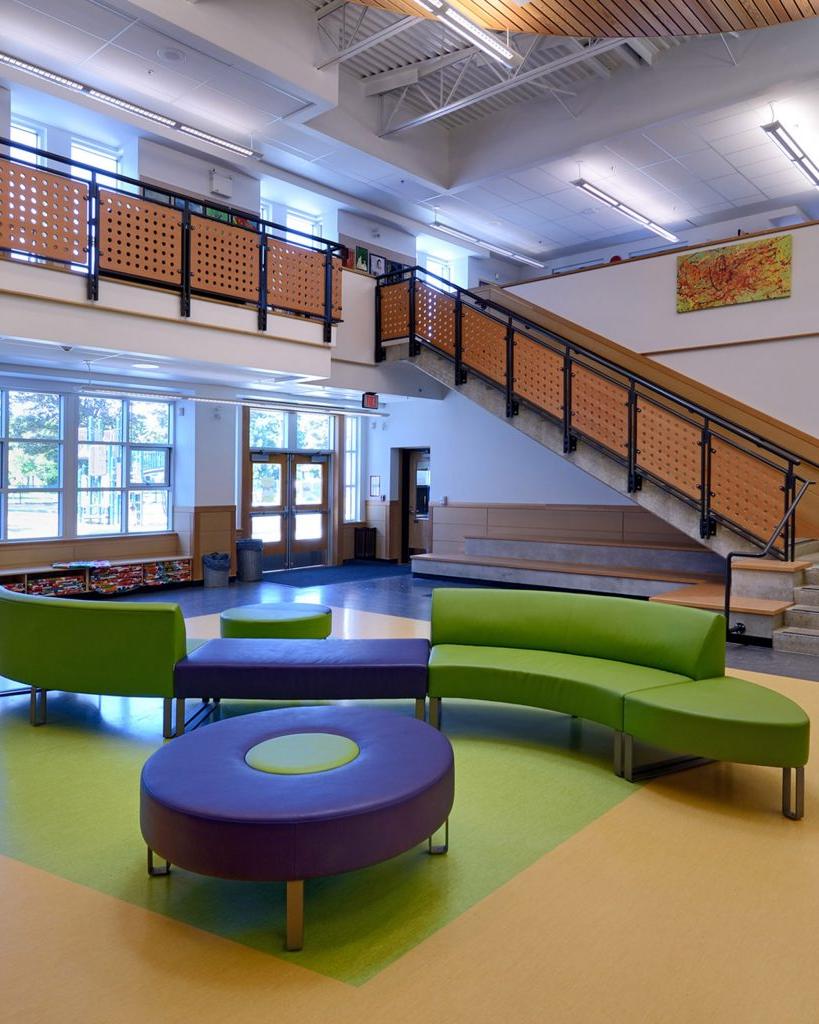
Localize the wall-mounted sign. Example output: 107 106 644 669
362 392 379 410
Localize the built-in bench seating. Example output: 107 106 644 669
428 589 810 819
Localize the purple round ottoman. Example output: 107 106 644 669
140 705 454 950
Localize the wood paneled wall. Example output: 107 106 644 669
365 499 401 560
176 505 237 580
0 533 180 571
430 502 700 556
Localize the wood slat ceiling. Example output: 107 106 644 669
353 0 819 36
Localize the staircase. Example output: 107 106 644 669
375 266 819 648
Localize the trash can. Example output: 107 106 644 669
202 552 230 588
236 538 264 582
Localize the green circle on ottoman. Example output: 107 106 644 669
220 602 332 639
245 732 360 775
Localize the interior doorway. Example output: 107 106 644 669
399 448 431 563
247 451 331 570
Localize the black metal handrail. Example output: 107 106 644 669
376 265 819 554
723 479 815 638
0 136 343 340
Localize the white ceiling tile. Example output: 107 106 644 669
739 154 796 179
708 128 766 156
180 86 276 133
482 177 539 203
724 142 779 168
14 0 133 41
313 149 396 180
708 174 762 200
644 161 699 189
453 186 510 211
517 194 574 220
1 2 112 63
259 125 336 160
547 187 598 213
679 150 735 179
693 108 768 142
605 133 669 168
204 66 307 118
374 175 439 202
508 167 565 194
644 122 708 158
497 205 555 230
107 23 218 83
84 45 202 103
668 182 725 205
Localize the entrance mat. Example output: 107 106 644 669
0 693 637 985
264 561 409 588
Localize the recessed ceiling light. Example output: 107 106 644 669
132 362 160 369
156 47 187 64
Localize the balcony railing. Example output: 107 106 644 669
376 266 819 563
0 137 343 341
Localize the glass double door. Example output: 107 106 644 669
250 452 330 570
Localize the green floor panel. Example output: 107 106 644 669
0 692 638 985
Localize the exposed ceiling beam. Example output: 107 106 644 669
363 46 479 96
625 38 656 65
315 0 349 19
380 38 625 135
564 37 609 78
317 16 416 69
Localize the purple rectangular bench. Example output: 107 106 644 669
172 638 430 736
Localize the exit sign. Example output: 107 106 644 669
362 392 379 410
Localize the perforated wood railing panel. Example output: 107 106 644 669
710 437 786 542
514 334 563 418
636 399 701 499
190 216 259 301
266 238 328 317
571 364 629 455
379 280 410 340
332 257 342 320
0 161 88 263
462 306 506 384
98 190 182 283
416 282 456 354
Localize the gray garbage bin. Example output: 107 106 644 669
237 538 263 582
202 552 230 588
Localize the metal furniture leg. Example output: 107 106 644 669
429 696 442 730
414 698 426 721
29 688 47 726
428 819 449 855
147 847 171 876
286 880 304 951
613 730 624 777
782 766 805 820
175 697 186 737
162 698 173 739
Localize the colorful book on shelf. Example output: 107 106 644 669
51 560 112 569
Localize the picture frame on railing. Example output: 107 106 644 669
355 246 369 272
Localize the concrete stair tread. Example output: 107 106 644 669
649 582 792 616
462 533 710 552
787 604 819 613
775 626 819 637
731 559 812 572
412 552 721 585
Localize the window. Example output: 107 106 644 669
1 390 63 540
286 209 322 249
249 409 286 449
343 416 363 523
425 256 452 288
295 412 332 451
9 122 42 164
77 396 172 535
248 409 333 453
70 139 120 188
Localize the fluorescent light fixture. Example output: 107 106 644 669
0 52 84 90
132 362 160 369
0 50 254 158
571 179 679 243
178 125 254 157
410 1 519 67
761 120 819 189
87 90 176 127
432 220 545 268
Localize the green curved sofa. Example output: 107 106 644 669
428 589 810 819
0 587 192 737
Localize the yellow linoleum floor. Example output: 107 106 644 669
3 608 819 1023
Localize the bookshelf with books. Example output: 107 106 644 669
0 557 194 599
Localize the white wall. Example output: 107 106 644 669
339 211 416 264
368 390 629 505
507 225 819 436
174 401 238 508
139 138 261 213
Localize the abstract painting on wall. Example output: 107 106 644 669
676 235 792 313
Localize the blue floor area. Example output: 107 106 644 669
125 566 819 682
260 560 410 588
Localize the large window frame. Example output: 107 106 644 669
343 416 364 523
0 386 174 543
